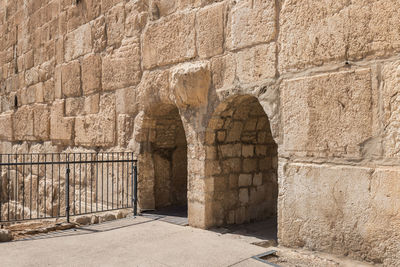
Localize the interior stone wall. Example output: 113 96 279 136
1 0 400 265
152 105 187 209
205 96 277 226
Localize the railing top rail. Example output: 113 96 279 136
0 152 137 166
0 152 136 156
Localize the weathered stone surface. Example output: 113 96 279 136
2 2 400 265
281 69 373 157
14 106 34 141
136 69 170 111
65 97 84 116
211 54 236 90
348 0 400 60
116 88 136 114
62 60 81 97
33 104 50 140
0 112 13 141
75 94 115 147
102 39 141 91
82 54 101 95
226 0 276 50
235 43 276 83
50 100 74 144
381 61 400 158
64 23 92 62
171 61 211 108
279 0 349 72
0 229 12 242
83 94 100 115
74 215 91 225
279 163 400 265
105 4 125 47
143 12 196 69
196 3 224 58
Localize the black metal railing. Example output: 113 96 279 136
0 152 137 223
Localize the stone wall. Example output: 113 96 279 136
1 0 400 265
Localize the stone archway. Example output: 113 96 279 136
204 95 278 227
136 103 188 213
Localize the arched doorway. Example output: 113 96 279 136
205 95 278 227
139 103 188 216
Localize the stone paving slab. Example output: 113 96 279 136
0 216 266 267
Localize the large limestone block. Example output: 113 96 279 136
143 12 196 69
62 60 81 97
14 106 34 141
226 0 276 50
381 61 400 158
279 163 400 265
64 23 92 62
235 43 276 83
101 0 124 13
136 69 171 111
281 69 373 157
125 0 148 38
75 94 115 147
33 104 50 141
279 0 349 72
82 53 101 95
0 112 13 141
348 0 400 60
196 2 224 58
211 54 236 90
171 61 211 108
50 100 74 144
116 87 136 114
102 39 141 91
105 4 125 47
91 16 106 53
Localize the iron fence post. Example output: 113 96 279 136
132 161 138 216
66 159 70 223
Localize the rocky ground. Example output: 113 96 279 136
0 209 132 241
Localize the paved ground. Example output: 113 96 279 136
0 216 270 267
0 216 373 267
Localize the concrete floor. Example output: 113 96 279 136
0 216 270 267
0 216 372 267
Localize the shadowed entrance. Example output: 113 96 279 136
141 104 188 222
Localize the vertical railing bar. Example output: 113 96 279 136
102 153 104 211
66 154 70 223
22 154 25 220
91 153 93 213
121 153 124 208
15 154 18 220
79 153 82 215
126 153 129 207
51 154 54 218
30 154 32 219
96 153 98 212
112 153 114 210
85 153 88 214
107 153 109 210
73 153 76 215
0 155 2 222
133 157 138 216
58 153 61 217
7 154 10 221
117 153 119 209
36 154 39 219
44 154 47 218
